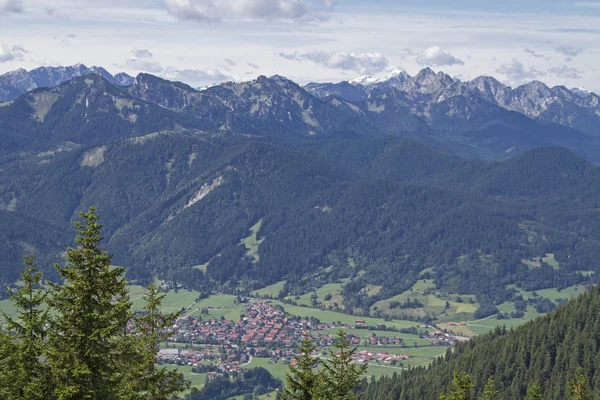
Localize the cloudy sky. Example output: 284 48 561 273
1 0 600 91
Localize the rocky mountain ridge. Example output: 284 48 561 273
0 64 134 103
306 68 600 136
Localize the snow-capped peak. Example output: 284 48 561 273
571 87 591 98
350 75 377 86
351 69 410 87
375 68 409 83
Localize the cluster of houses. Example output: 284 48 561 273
169 302 356 347
154 301 466 374
427 330 460 345
354 350 411 364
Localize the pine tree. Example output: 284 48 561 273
1 256 50 399
317 329 368 400
567 368 590 400
0 330 20 399
524 382 542 400
46 207 133 400
279 333 320 399
439 372 473 400
128 283 190 399
480 378 501 400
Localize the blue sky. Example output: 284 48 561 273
1 0 599 91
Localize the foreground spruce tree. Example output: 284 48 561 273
480 378 502 400
440 372 474 400
46 207 133 400
1 256 50 399
317 330 368 400
567 368 590 400
524 382 543 400
280 331 366 400
0 328 20 399
129 283 190 399
279 334 320 399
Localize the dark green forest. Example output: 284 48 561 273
1 130 599 315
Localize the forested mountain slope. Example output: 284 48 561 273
0 131 599 314
1 72 600 314
360 284 600 399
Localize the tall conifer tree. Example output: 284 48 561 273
524 382 543 400
47 207 132 400
318 329 367 400
279 333 320 399
128 283 190 399
1 256 50 399
568 368 590 400
439 372 473 400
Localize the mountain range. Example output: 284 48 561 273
306 67 600 138
0 65 599 319
1 64 598 163
0 64 134 103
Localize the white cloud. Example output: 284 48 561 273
131 49 153 59
416 46 464 67
163 67 231 86
276 51 389 75
0 44 27 62
524 48 548 59
126 49 162 72
555 45 584 61
164 0 336 23
247 62 259 69
126 58 163 73
548 65 582 79
44 6 70 20
496 59 544 82
0 0 23 15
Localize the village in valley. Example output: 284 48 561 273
156 299 463 381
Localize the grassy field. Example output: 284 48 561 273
253 280 286 297
161 364 207 396
507 284 586 302
285 283 345 309
0 298 17 321
241 219 264 263
271 301 420 330
131 288 244 321
185 294 244 321
371 279 479 322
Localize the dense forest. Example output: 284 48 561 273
359 284 600 399
1 130 599 312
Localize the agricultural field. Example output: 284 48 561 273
371 279 479 322
285 282 345 309
161 364 208 396
440 283 590 337
507 284 586 302
253 280 286 298
270 301 421 331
